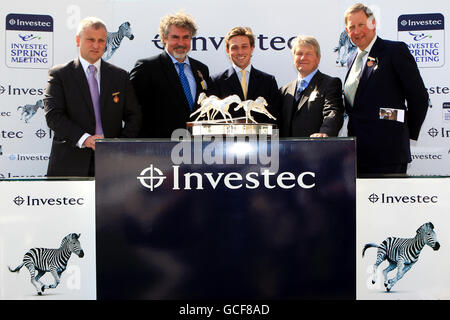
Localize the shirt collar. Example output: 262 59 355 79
79 56 101 74
358 35 377 55
297 68 318 87
232 63 252 75
166 49 191 66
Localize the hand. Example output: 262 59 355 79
82 134 103 150
310 133 329 138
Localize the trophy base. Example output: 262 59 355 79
187 120 276 136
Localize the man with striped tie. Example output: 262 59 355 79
130 12 210 138
343 3 428 176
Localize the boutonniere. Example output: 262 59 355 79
367 56 379 70
197 70 207 90
309 90 318 102
112 92 120 103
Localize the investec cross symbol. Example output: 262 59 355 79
137 165 166 191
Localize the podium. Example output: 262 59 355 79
95 137 356 299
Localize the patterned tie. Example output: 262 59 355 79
344 50 367 107
241 69 248 99
176 62 194 110
295 79 307 101
87 65 103 135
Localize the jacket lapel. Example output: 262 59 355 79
190 59 207 109
354 37 383 106
283 80 297 128
160 51 189 109
345 52 357 83
296 71 321 111
223 67 245 100
73 59 95 119
358 37 382 90
247 66 259 99
99 60 111 121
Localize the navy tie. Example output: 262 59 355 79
176 62 194 110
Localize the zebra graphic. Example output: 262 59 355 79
8 233 84 295
362 222 440 292
17 99 44 123
103 21 134 60
334 30 356 67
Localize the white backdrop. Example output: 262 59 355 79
0 180 96 300
357 178 450 299
1 0 449 177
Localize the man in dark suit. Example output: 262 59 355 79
130 12 209 138
44 17 142 177
279 35 344 137
209 27 280 123
343 3 429 176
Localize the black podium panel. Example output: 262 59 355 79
95 138 356 299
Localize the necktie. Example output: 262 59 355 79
176 62 194 110
344 50 367 107
295 79 307 101
241 69 248 99
87 65 103 135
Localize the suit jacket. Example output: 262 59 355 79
44 58 142 177
130 51 210 138
344 36 429 167
209 66 280 123
279 71 344 137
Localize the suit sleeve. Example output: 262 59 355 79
320 77 344 136
130 59 156 137
267 75 281 123
44 67 87 146
120 73 142 138
392 42 429 140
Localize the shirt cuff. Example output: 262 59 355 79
77 133 90 148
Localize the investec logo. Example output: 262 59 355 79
398 13 445 68
368 193 438 204
5 13 54 69
151 34 296 51
428 127 450 138
13 195 85 206
137 129 315 191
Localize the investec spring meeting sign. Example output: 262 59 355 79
95 135 356 299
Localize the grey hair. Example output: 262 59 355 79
344 3 374 25
159 11 197 45
291 35 321 57
76 17 107 36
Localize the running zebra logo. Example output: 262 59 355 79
17 99 44 123
334 30 356 66
362 222 440 292
8 233 85 295
103 21 134 60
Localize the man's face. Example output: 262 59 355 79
164 25 192 62
293 44 320 78
226 35 254 69
345 10 377 50
76 26 107 64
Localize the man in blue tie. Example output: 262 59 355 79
279 35 344 138
130 12 210 138
44 17 142 177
